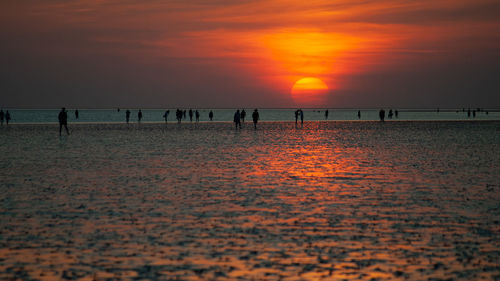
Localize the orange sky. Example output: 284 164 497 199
1 0 499 107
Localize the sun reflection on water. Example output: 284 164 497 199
0 122 498 280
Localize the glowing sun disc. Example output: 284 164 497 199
292 77 328 91
291 77 329 107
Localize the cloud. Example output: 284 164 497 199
0 0 499 107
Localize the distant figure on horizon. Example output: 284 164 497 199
300 109 304 124
126 110 131 124
473 110 476 118
467 108 471 118
189 109 193 122
176 109 183 123
357 110 361 119
163 110 170 123
183 110 186 119
234 109 241 129
379 109 385 121
388 109 393 119
117 108 120 112
395 110 398 118
0 109 4 125
195 110 200 122
75 109 79 119
58 108 69 136
241 109 246 123
294 110 299 124
252 109 259 129
209 110 214 121
325 109 329 120
138 109 143 123
5 111 11 125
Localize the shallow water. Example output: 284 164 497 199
3 108 499 123
0 121 499 280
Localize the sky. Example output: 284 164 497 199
1 0 499 108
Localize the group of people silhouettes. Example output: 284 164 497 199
378 109 399 121
47 107 492 136
294 109 304 124
0 109 11 125
233 109 259 129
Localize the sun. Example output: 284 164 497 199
291 77 329 107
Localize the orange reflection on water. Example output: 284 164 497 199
1 123 499 280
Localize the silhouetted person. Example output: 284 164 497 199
234 109 241 129
241 109 246 123
252 109 259 129
325 109 329 120
294 110 299 124
117 108 120 112
467 108 471 117
176 109 181 123
163 110 170 122
58 108 69 136
0 110 4 125
395 110 398 118
388 109 393 119
473 110 476 118
209 110 214 121
357 110 361 119
5 111 11 125
75 110 79 119
379 109 385 121
183 110 186 119
189 109 193 122
138 109 143 123
300 109 304 124
126 110 131 124
195 110 200 122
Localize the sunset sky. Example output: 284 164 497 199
1 0 499 108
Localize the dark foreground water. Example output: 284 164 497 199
0 121 499 280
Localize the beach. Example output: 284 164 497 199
0 121 499 280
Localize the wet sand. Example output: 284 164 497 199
0 122 499 280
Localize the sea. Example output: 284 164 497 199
0 109 499 280
1 108 498 123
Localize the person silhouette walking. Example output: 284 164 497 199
0 109 4 125
209 110 214 121
252 109 259 129
241 109 246 123
138 109 143 123
58 108 69 136
234 109 241 129
126 110 131 124
379 109 385 121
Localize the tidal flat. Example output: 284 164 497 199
0 121 499 280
